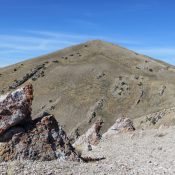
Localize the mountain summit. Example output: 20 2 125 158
0 40 175 135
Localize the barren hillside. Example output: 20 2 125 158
1 40 175 135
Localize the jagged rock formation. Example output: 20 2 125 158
73 119 103 150
0 84 80 161
0 114 80 161
103 117 135 138
135 107 175 128
0 84 33 139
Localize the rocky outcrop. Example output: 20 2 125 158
9 64 45 90
0 114 80 161
0 84 33 138
0 84 80 162
159 85 166 96
73 119 103 150
103 117 135 138
0 84 103 162
87 98 105 124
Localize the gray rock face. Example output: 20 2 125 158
0 84 81 161
0 84 33 138
0 114 80 161
73 119 103 150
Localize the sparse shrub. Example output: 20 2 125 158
52 60 59 63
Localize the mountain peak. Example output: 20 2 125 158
0 40 174 137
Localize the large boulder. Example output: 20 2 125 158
103 117 135 138
73 119 103 150
0 114 80 161
0 84 33 137
0 84 81 161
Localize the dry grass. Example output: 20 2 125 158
1 40 175 135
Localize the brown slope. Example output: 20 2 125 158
1 40 175 136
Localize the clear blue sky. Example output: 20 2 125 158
1 0 175 67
